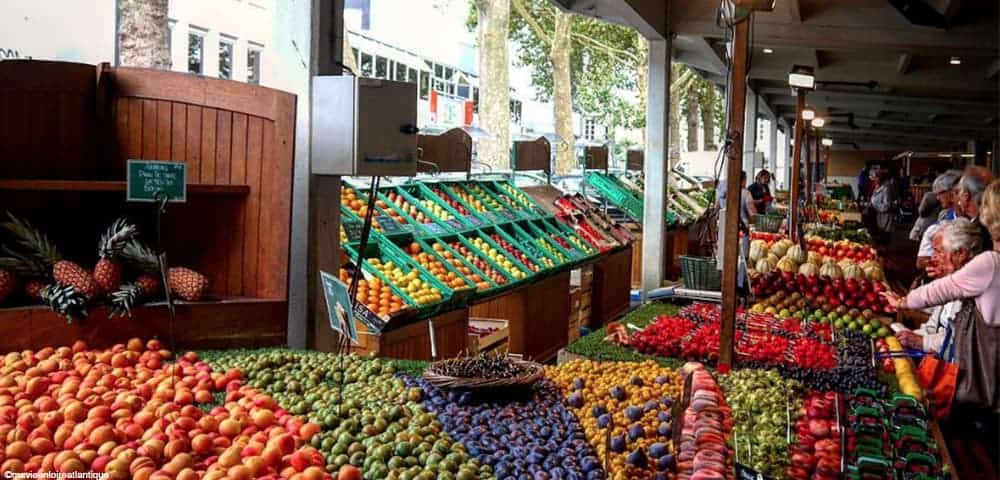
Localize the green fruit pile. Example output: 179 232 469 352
209 350 490 479
720 369 803 479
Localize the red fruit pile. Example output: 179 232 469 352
790 339 837 370
753 273 893 314
681 324 723 362
805 237 876 263
631 316 697 357
0 339 327 479
787 391 840 480
737 333 789 364
429 187 470 216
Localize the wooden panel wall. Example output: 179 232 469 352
106 68 296 300
0 61 98 179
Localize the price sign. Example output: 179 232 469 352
500 210 519 221
320 271 358 344
735 463 774 480
376 216 403 233
353 302 387 333
446 218 467 231
343 219 365 243
421 223 447 235
127 160 187 202
465 215 483 227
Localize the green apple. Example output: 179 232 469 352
877 327 890 338
862 324 873 334
834 320 846 329
848 321 860 330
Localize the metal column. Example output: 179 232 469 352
641 37 672 294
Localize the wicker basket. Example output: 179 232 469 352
752 214 783 233
679 255 721 291
422 357 545 390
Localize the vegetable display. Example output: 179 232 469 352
721 369 803 479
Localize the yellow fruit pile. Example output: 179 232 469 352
419 199 454 221
405 242 473 291
547 360 683 480
885 336 924 401
468 237 527 280
367 258 443 306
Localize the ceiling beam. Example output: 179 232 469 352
769 96 995 116
758 87 994 108
897 53 912 75
852 116 997 132
988 59 1000 80
814 49 825 70
673 35 726 75
821 125 976 142
789 0 803 22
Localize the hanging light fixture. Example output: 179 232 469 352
801 107 816 121
788 65 816 89
811 118 825 128
822 138 833 146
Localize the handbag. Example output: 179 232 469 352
952 299 1000 413
917 325 958 420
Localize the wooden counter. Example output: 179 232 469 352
353 308 469 361
470 271 571 362
591 245 633 327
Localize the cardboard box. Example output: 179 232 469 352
580 290 592 309
570 286 582 311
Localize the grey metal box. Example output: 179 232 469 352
311 76 418 176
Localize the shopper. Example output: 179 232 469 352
870 170 896 246
981 180 1000 251
895 220 983 356
955 166 996 249
857 166 871 202
915 171 961 269
748 170 773 214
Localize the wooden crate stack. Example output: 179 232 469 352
568 266 594 342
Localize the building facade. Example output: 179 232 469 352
167 0 275 85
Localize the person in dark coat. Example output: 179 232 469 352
748 170 773 214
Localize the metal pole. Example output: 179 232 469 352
790 93 805 241
815 128 822 201
804 128 812 208
719 14 751 373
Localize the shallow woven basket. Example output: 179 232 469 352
421 358 545 390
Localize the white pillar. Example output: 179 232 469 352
743 88 758 178
768 116 778 175
641 37 671 294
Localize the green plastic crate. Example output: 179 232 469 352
481 181 542 219
490 180 550 217
380 235 476 308
343 234 453 317
517 220 578 268
435 234 520 294
458 230 534 287
464 181 528 222
397 183 479 232
414 183 490 229
340 187 412 239
361 186 451 238
539 217 599 258
414 237 506 300
585 171 645 220
436 182 506 224
495 221 566 272
478 224 548 275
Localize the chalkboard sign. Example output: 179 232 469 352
127 160 187 202
499 210 519 221
446 218 467 231
486 212 504 223
465 215 484 227
376 216 403 233
320 271 358 343
353 302 387 333
421 222 447 235
343 219 365 243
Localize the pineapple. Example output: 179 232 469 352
40 283 88 323
0 245 49 303
23 280 45 301
3 213 99 300
123 240 208 301
109 274 162 318
168 267 208 301
93 218 138 294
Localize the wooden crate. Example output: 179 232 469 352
0 60 295 349
353 308 469 361
631 233 643 288
470 271 571 362
468 318 510 354
590 245 633 327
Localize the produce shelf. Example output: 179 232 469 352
0 179 252 195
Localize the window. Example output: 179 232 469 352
432 78 444 93
446 82 455 96
187 30 206 74
434 64 443 78
407 68 417 85
584 118 598 141
419 71 430 99
375 56 387 78
444 67 454 81
360 52 373 76
457 85 470 99
395 63 407 81
247 48 262 84
218 36 235 79
510 100 523 124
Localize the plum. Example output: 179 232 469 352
630 376 644 386
657 422 672 438
658 411 671 422
625 406 643 422
572 378 585 390
644 400 659 412
567 392 584 408
627 448 648 468
597 413 612 428
649 442 669 458
591 404 607 418
628 424 645 441
609 386 626 400
610 435 626 453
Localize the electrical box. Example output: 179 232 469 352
311 76 419 176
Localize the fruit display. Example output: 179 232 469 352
447 241 510 287
481 182 532 216
0 214 209 320
484 231 541 272
366 258 443 306
402 242 475 292
748 232 883 283
805 225 872 245
677 364 733 480
341 186 388 232
721 369 803 479
337 268 409 319
495 181 540 211
461 234 529 281
547 359 683 479
751 273 895 317
403 375 603 479
751 288 893 338
465 183 515 215
0 340 327 478
445 184 492 215
787 391 841 480
427 185 474 216
209 350 491 479
427 352 536 380
422 240 495 291
380 190 434 225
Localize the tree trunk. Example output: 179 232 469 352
118 0 171 69
635 33 649 146
685 81 700 152
669 63 682 164
551 11 575 175
700 85 717 150
343 26 358 74
475 0 512 169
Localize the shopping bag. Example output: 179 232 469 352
953 300 1000 413
917 353 958 420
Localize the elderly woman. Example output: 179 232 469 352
955 166 995 248
916 171 961 270
895 220 983 354
912 170 960 242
